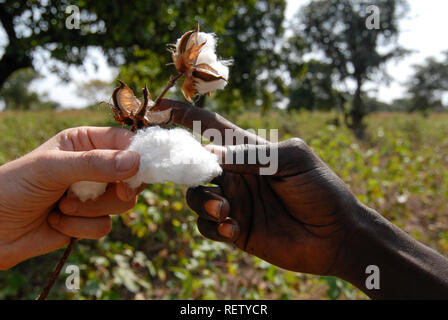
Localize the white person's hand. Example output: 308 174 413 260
0 127 142 270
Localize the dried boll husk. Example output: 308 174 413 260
110 81 173 130
171 23 231 102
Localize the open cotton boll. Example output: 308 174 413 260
195 32 231 79
69 181 108 202
194 32 231 94
195 33 219 64
125 126 222 188
173 26 232 101
195 76 227 94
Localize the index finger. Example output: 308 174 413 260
155 99 268 145
54 126 135 152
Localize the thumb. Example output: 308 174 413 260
206 144 279 176
39 149 140 186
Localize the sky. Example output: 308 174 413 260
5 0 448 108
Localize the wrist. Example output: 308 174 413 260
333 202 448 299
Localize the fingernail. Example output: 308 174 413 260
204 199 222 220
115 151 139 172
48 212 61 226
218 222 236 239
60 199 77 214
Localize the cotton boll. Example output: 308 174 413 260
69 181 108 202
125 126 222 188
195 57 230 94
196 32 217 50
70 127 223 201
195 78 227 94
210 60 231 79
173 27 231 101
193 32 231 95
195 32 231 81
195 33 219 65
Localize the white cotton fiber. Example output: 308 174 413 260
69 181 108 202
195 32 231 94
70 126 222 202
125 126 222 188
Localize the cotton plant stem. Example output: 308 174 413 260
36 74 182 300
36 237 78 300
154 73 184 106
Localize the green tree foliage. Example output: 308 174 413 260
76 79 113 106
406 53 448 114
363 94 397 112
288 60 337 111
118 0 288 113
218 0 287 112
391 98 413 112
0 0 234 89
0 0 288 112
0 68 40 110
298 0 408 136
0 68 58 110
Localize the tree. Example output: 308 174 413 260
0 68 58 110
299 0 408 136
406 53 448 114
219 0 287 112
76 79 113 106
0 0 288 112
118 0 288 112
0 0 239 89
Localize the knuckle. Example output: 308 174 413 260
56 128 77 149
57 127 74 139
58 127 84 141
81 150 102 167
282 137 311 154
277 138 314 168
288 137 308 149
58 126 91 149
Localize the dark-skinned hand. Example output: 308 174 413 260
156 99 448 300
155 99 361 277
